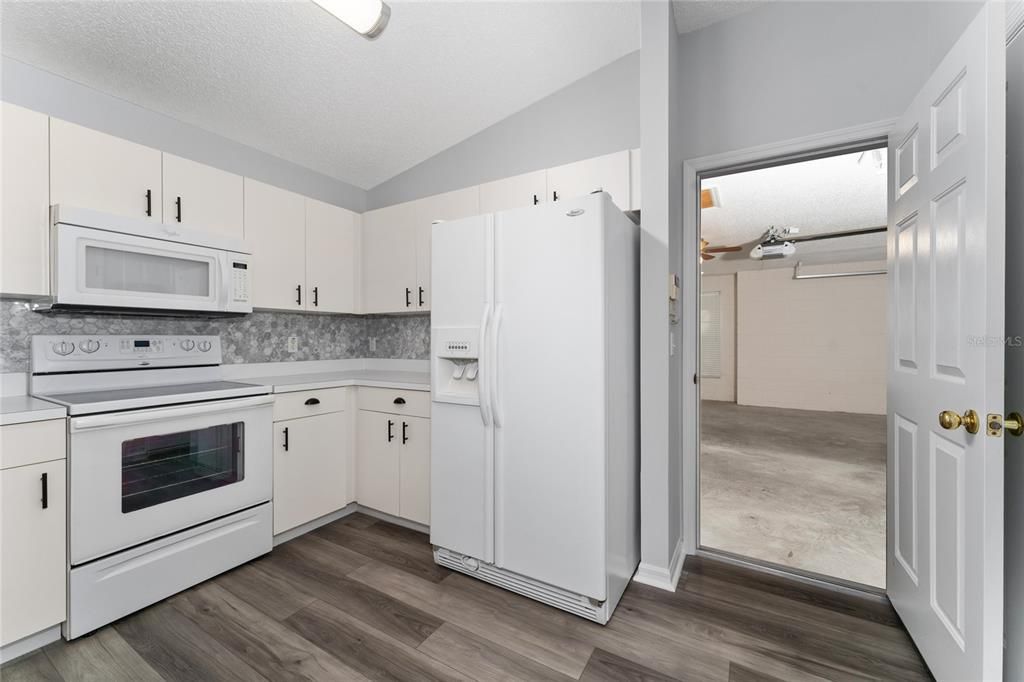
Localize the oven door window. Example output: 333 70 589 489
121 423 244 513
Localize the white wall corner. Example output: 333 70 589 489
632 537 685 591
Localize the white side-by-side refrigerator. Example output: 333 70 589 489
430 192 639 624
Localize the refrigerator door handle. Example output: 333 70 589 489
491 303 504 427
478 303 492 426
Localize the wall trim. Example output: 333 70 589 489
680 118 897 558
632 537 685 591
0 625 61 665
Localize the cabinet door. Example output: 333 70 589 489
546 150 630 210
361 203 417 313
306 198 358 313
243 178 306 310
399 416 430 525
414 186 480 311
1 103 50 297
0 459 67 646
478 170 547 213
50 118 162 221
356 410 399 515
162 154 243 238
273 414 348 534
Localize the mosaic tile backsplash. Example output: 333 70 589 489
0 301 430 373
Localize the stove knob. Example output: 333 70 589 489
80 339 100 353
181 339 196 351
52 341 75 356
197 340 212 352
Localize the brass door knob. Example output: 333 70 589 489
939 409 980 434
1007 412 1024 437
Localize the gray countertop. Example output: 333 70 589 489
0 395 67 426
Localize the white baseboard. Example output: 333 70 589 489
632 538 685 591
0 625 61 665
354 505 429 535
272 503 428 547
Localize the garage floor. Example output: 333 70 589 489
700 400 886 588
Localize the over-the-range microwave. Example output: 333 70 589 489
42 205 252 316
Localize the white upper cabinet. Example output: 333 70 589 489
546 149 631 210
478 169 547 213
162 154 244 238
361 201 418 314
244 178 306 311
306 198 359 313
415 186 480 312
50 118 162 221
1 103 50 297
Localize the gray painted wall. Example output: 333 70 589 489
675 1 983 161
1 57 367 212
366 50 642 209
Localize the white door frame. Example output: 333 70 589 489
680 119 897 559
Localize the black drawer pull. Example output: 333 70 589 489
402 421 409 444
393 397 406 405
405 287 412 307
175 196 182 222
296 284 302 306
304 398 320 406
145 189 153 216
41 472 48 509
418 287 425 307
387 419 395 442
282 427 289 451
313 286 319 307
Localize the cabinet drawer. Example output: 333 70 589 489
358 387 430 418
274 388 349 422
0 419 66 470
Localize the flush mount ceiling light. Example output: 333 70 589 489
312 0 391 39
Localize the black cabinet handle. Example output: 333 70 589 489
41 472 48 509
387 419 394 443
296 285 302 306
175 196 182 223
418 287 425 307
393 397 406 405
282 427 289 451
533 194 539 205
402 421 409 444
313 286 319 307
304 397 320 406
552 190 559 202
145 189 153 216
405 287 412 307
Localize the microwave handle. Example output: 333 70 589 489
70 394 274 432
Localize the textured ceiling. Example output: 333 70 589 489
1 0 641 190
700 149 888 272
671 0 764 34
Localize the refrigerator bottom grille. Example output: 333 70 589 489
433 547 610 625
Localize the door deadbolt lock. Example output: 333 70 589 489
939 409 980 434
987 412 1024 437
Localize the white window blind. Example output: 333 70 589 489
700 291 721 378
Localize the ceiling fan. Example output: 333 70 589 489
700 238 743 261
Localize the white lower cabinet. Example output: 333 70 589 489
356 395 430 524
273 393 352 534
0 421 67 646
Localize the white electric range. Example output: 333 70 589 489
30 334 275 639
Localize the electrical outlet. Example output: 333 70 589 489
369 337 377 352
287 336 298 353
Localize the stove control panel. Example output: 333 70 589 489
31 335 223 373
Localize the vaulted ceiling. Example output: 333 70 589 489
2 0 641 190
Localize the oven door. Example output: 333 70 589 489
68 394 273 565
53 224 229 313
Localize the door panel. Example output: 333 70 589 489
306 198 358 313
362 203 417 313
546 150 630 210
1 103 50 297
243 179 306 310
493 197 606 600
399 416 430 525
273 413 348 534
479 170 547 213
162 154 243 238
886 5 1005 680
356 410 399 515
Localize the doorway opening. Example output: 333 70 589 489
697 143 889 589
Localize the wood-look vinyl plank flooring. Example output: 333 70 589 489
2 512 932 681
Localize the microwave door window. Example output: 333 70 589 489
84 246 211 297
121 422 244 513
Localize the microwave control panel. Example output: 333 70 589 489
231 261 250 302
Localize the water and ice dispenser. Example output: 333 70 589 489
432 327 482 405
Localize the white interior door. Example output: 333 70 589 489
887 4 1005 680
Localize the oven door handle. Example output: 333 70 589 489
70 394 274 432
